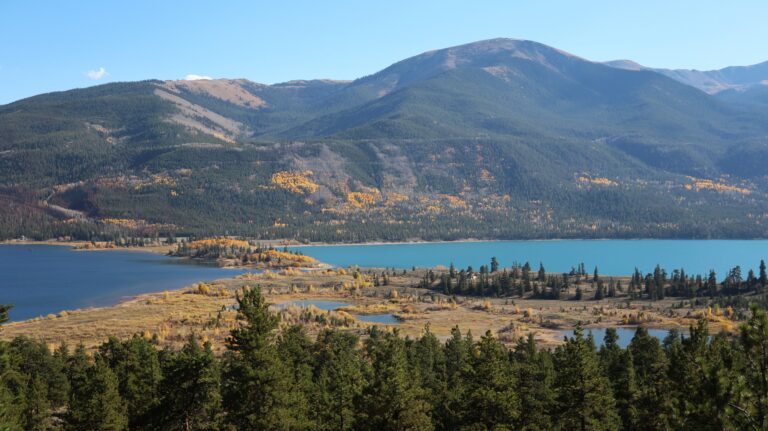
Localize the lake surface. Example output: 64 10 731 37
275 299 399 325
560 327 672 349
0 245 247 321
295 240 768 276
274 300 349 311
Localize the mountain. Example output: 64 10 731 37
606 58 768 94
2 38 768 242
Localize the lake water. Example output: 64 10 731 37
274 300 349 311
275 299 399 325
560 327 672 349
0 245 247 321
6 240 768 323
295 240 768 276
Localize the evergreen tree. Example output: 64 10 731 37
441 327 473 429
157 335 221 431
410 325 447 425
594 280 605 300
22 376 51 431
628 327 674 430
513 333 555 430
731 306 768 430
98 335 161 427
359 330 433 430
67 351 128 431
464 331 519 428
553 327 620 431
276 325 314 428
222 286 306 429
599 329 639 430
312 330 364 431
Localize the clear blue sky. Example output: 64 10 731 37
1 0 767 104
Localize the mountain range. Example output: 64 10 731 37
2 38 768 242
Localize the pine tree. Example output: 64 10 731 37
441 326 473 428
464 331 519 428
599 329 639 430
222 286 305 429
410 325 447 424
276 325 313 428
157 335 221 431
594 280 605 300
312 330 364 431
628 327 674 430
22 376 51 431
359 330 433 431
67 351 128 431
731 306 768 430
553 327 620 431
98 335 161 427
513 333 555 430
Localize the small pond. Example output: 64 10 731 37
273 300 349 311
274 300 400 325
559 327 672 349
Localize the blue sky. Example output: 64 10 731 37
1 1 767 104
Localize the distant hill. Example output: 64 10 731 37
2 38 768 242
605 58 768 94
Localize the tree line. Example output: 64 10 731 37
417 258 768 303
4 289 768 430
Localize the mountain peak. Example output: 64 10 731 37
424 38 582 69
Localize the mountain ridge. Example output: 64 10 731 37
2 38 768 242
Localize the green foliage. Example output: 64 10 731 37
222 286 309 429
4 40 768 242
156 335 221 430
554 326 620 430
8 293 768 429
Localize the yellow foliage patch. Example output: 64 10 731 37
187 238 250 249
271 171 319 194
347 190 380 207
578 176 617 186
252 249 318 264
438 194 467 209
684 177 750 194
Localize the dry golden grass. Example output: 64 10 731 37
1 267 737 352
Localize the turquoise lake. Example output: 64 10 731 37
295 240 768 277
0 245 246 321
4 240 768 323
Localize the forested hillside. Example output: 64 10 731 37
2 39 768 241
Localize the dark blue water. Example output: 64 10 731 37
560 327 672 349
295 240 768 276
0 245 246 321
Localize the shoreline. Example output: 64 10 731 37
6 236 768 252
291 237 768 247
